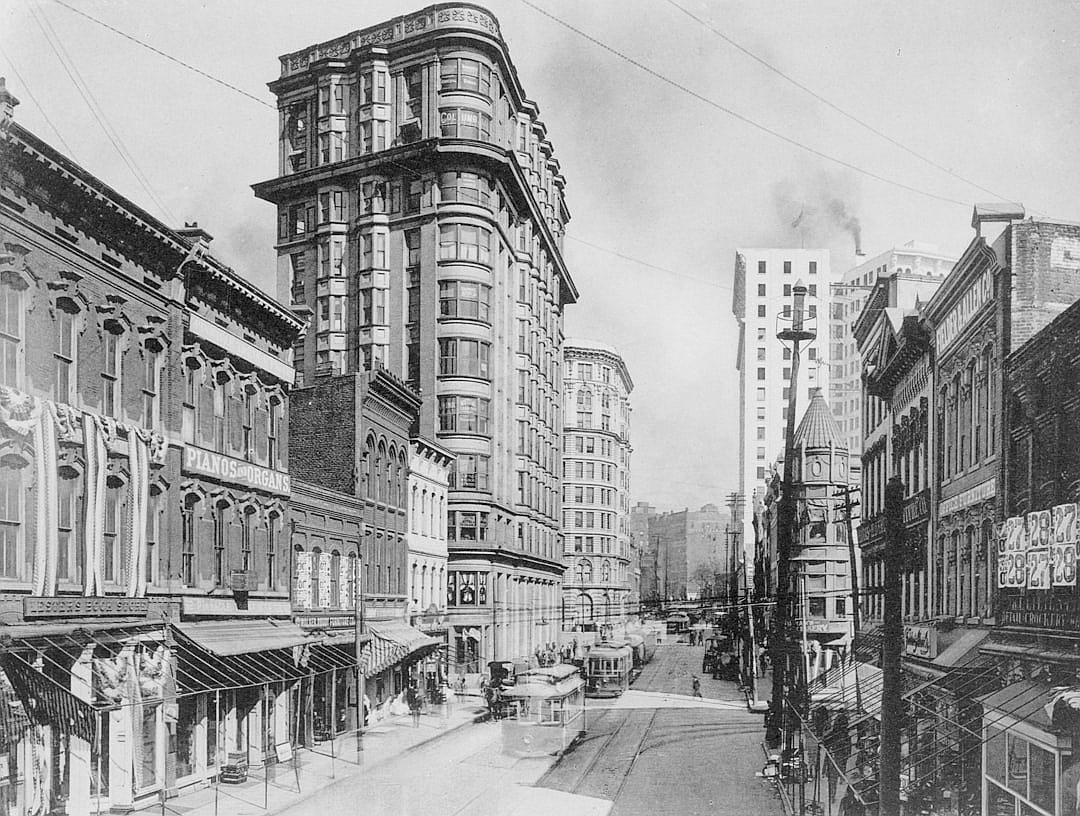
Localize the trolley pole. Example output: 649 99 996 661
767 281 815 748
878 476 906 815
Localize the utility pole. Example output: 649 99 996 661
354 553 365 755
767 281 815 747
878 476 905 815
834 484 862 651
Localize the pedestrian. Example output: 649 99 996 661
406 684 421 728
691 675 702 698
456 674 466 694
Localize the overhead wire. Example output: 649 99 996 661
660 0 1040 213
24 0 175 222
0 44 79 160
514 0 970 209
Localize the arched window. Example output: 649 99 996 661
101 320 126 419
213 500 229 587
411 485 419 532
103 475 125 584
330 550 341 608
266 510 280 590
145 484 162 588
181 494 199 587
576 559 592 584
54 297 81 404
345 552 358 609
311 547 323 608
241 506 256 572
0 270 27 388
0 456 24 578
576 388 592 410
577 593 593 622
600 559 611 583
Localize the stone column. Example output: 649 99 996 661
68 645 94 816
108 646 136 812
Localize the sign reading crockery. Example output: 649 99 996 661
998 504 1077 590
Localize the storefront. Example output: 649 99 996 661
981 681 1071 816
359 621 439 721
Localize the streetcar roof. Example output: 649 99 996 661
587 643 632 657
501 677 584 699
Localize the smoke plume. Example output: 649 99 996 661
771 169 863 254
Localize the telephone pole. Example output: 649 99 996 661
834 484 862 650
767 281 815 747
878 476 905 815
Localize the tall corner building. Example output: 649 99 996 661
253 3 577 669
561 339 633 628
732 249 834 559
827 242 955 471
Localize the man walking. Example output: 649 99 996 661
691 675 702 698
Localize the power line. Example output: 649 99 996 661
26 1 175 222
49 0 276 112
0 45 79 161
660 0 1039 213
47 1 720 293
515 0 970 209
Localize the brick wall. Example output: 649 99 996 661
289 375 358 492
1007 220 1080 354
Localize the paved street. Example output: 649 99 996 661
536 643 782 816
270 644 780 815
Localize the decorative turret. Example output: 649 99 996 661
793 387 848 485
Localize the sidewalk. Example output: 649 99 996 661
145 698 490 816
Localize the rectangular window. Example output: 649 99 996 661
757 284 766 296
757 260 766 274
757 305 766 318
141 347 159 429
0 282 21 388
438 338 491 379
104 489 118 583
451 455 490 490
783 260 792 274
809 261 817 275
181 498 196 587
102 331 121 417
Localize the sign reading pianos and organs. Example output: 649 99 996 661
183 445 291 496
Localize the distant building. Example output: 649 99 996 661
561 339 633 628
830 243 954 472
630 502 658 604
732 249 834 585
643 505 725 601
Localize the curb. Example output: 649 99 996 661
263 708 489 816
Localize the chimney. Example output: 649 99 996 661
176 221 214 246
0 78 20 127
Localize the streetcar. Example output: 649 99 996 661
665 612 691 636
500 664 585 757
622 633 648 681
584 642 633 697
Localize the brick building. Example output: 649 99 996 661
253 4 575 672
0 89 312 814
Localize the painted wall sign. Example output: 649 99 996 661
1000 593 1080 631
939 477 996 518
293 615 355 629
904 625 938 659
23 597 151 618
935 267 994 355
183 445 291 496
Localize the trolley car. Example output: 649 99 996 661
665 612 691 636
622 633 648 681
585 643 633 698
500 664 585 757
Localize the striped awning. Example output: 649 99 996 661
1 652 96 742
358 621 440 677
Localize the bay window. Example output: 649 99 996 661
440 58 493 98
439 108 492 141
438 395 491 435
439 171 492 208
450 454 490 490
438 337 490 379
439 280 491 321
438 223 491 264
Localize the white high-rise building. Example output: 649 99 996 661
828 242 955 467
732 248 835 560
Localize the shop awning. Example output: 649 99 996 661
173 619 314 656
172 620 356 694
358 621 440 677
979 679 1056 730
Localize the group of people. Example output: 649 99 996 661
533 641 575 666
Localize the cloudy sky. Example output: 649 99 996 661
3 1 1079 512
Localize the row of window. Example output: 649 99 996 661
438 395 490 435
563 485 616 507
571 558 617 585
757 283 819 298
572 361 616 384
756 259 819 275
0 287 164 428
565 435 617 458
563 510 616 530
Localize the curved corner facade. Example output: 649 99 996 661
561 340 633 628
254 3 577 671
